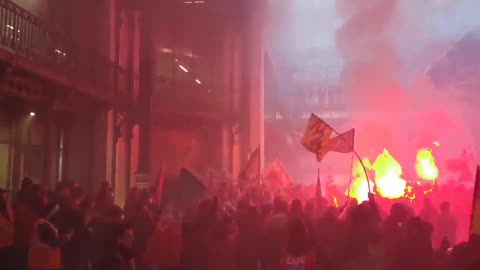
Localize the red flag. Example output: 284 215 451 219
163 168 209 211
153 165 166 206
263 160 291 188
470 166 480 236
328 129 355 153
239 146 260 183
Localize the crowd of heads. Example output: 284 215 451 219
0 175 479 270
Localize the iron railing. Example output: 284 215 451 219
0 0 134 101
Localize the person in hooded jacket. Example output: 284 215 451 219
280 218 316 270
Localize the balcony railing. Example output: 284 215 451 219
0 0 133 102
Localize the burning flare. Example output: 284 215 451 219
347 158 374 203
346 147 440 202
333 196 339 208
372 149 407 199
405 184 416 202
415 148 439 181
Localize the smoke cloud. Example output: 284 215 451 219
336 0 404 111
264 0 479 185
334 0 479 175
332 1 479 242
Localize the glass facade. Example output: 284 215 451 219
151 2 226 113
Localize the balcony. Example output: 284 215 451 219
0 0 134 105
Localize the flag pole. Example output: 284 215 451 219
154 162 166 207
257 144 261 186
315 166 322 202
331 128 371 194
347 152 355 199
317 167 322 198
469 165 480 234
347 129 356 199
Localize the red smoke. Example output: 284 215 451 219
334 0 477 167
334 0 477 243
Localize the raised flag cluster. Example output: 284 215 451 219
154 114 360 211
301 114 333 161
301 113 355 161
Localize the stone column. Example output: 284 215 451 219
105 0 120 191
90 110 109 191
221 23 234 174
224 14 245 177
251 0 266 171
11 112 25 190
221 121 232 173
114 0 137 198
108 0 121 192
42 104 55 189
122 121 133 197
136 0 153 182
241 0 266 170
124 5 136 195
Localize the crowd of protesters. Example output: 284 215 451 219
0 175 479 270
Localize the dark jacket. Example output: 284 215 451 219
95 245 134 270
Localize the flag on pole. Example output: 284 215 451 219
263 160 292 188
328 129 355 153
164 168 209 211
316 168 322 200
301 114 333 161
470 165 480 236
239 146 260 183
152 165 166 206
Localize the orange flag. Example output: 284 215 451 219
301 114 333 161
263 160 292 188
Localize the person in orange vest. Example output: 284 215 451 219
0 187 15 269
28 219 61 270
